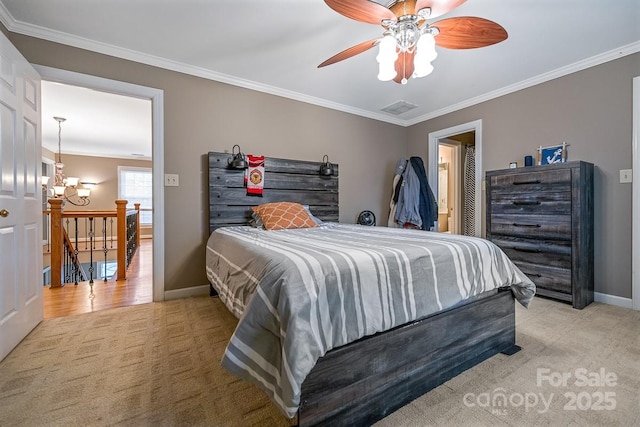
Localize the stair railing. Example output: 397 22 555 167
46 199 140 288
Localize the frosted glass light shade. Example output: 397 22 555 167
53 185 65 196
41 176 50 186
376 34 398 63
413 33 437 78
66 177 79 187
413 61 434 78
77 188 91 198
80 182 97 189
378 61 397 81
416 33 437 61
377 34 398 81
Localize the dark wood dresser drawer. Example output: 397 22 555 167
489 191 571 215
488 169 571 194
489 214 571 240
514 261 572 294
492 237 571 269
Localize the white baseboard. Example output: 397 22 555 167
164 284 210 300
594 292 633 309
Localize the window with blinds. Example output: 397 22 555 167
118 166 152 225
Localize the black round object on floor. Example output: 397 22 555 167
357 210 376 226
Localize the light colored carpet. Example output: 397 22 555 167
376 296 640 427
1 295 639 426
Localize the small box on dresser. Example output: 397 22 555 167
486 161 594 309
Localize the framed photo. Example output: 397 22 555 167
538 142 567 165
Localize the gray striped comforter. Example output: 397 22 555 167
206 223 535 418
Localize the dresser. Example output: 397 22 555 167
486 161 594 309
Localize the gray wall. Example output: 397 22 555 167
408 53 640 299
10 33 406 291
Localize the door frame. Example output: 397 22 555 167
437 139 461 234
633 76 639 310
34 65 165 302
428 120 482 237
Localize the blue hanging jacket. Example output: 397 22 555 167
410 156 438 231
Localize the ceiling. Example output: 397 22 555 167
41 81 152 160
1 1 639 157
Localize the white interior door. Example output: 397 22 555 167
0 31 42 361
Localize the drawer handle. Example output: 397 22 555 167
512 223 541 228
512 201 541 206
514 247 542 253
512 180 541 185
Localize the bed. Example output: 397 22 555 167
206 152 535 426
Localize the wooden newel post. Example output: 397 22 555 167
49 198 64 288
116 200 128 281
134 203 141 249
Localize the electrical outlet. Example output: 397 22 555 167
164 174 179 186
620 169 632 184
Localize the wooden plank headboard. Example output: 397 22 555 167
208 152 339 232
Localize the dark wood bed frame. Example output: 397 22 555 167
207 151 520 426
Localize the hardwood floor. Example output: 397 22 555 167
43 239 153 319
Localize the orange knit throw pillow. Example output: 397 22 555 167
251 202 319 230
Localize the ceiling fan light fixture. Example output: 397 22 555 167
320 0 508 84
413 60 434 78
417 32 437 58
396 19 419 52
377 33 398 81
381 18 396 29
416 7 431 20
376 33 398 63
413 32 438 78
378 61 397 81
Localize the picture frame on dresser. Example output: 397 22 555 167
485 161 594 309
537 142 568 165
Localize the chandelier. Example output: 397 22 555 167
377 7 438 84
42 116 95 206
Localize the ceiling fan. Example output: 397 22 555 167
318 0 508 84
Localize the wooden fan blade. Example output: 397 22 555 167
415 0 467 19
389 0 417 18
393 51 415 84
325 0 396 25
433 16 508 49
318 38 380 68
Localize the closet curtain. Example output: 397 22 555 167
463 146 476 236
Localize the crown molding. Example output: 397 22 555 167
1 11 406 126
405 40 640 126
0 1 10 27
2 6 638 128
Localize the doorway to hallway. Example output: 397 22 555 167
35 65 166 305
428 120 482 237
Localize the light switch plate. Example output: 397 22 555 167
164 173 179 186
620 169 632 184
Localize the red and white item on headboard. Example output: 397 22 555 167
246 155 265 195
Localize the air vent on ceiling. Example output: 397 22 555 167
381 100 418 115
